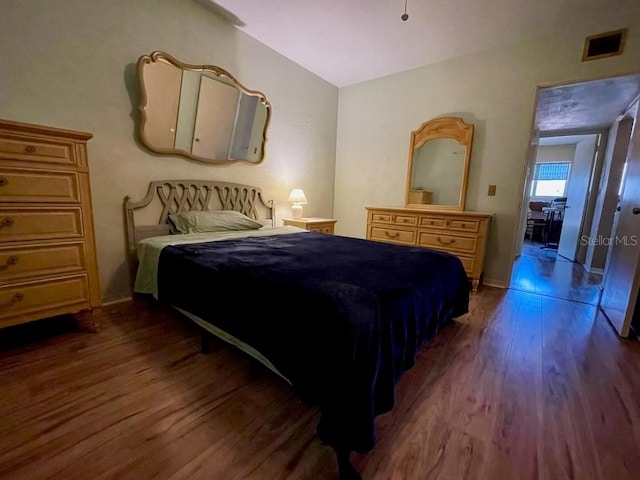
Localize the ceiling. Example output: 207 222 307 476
197 0 639 134
200 0 636 88
536 74 640 132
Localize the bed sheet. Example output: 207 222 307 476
134 225 306 297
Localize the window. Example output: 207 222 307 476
530 162 570 197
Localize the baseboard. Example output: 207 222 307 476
101 293 133 307
483 278 508 289
582 264 604 274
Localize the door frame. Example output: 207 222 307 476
599 98 640 337
512 130 604 266
513 129 539 257
507 70 640 289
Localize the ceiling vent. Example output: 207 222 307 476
582 29 627 61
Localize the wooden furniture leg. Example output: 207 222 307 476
72 309 99 332
333 447 362 480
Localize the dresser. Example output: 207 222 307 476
366 207 492 292
0 119 101 331
283 217 337 234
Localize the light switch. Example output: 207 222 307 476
488 185 497 196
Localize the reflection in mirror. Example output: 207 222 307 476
405 116 473 211
137 51 271 165
411 138 466 205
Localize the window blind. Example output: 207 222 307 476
533 162 570 181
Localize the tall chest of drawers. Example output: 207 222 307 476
366 207 492 293
0 119 101 331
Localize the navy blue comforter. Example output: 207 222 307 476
157 231 469 453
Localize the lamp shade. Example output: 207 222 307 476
287 189 307 204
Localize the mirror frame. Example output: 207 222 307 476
405 116 473 211
137 51 272 165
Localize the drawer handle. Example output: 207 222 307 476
0 176 7 187
0 217 14 228
385 231 400 238
445 220 451 227
24 145 36 154
0 255 19 271
1 292 24 307
437 237 456 245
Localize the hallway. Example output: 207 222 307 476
510 240 603 305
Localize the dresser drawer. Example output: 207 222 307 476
418 232 477 254
394 214 418 226
370 226 416 245
419 216 447 229
0 207 83 243
370 212 393 224
310 225 334 234
0 242 86 282
455 254 475 274
283 218 336 234
0 275 89 327
369 212 418 226
0 168 80 203
0 135 76 166
446 218 480 233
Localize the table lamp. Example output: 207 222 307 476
288 189 307 220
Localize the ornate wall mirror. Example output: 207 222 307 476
137 51 271 165
405 116 473 211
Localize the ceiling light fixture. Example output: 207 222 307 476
401 0 409 21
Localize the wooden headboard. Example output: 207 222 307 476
124 180 275 260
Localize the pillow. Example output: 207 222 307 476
168 210 263 234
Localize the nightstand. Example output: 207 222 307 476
282 217 337 234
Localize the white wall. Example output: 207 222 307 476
0 0 339 302
535 145 576 164
335 6 640 287
557 135 598 261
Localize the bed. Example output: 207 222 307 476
125 180 470 479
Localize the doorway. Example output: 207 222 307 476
510 73 640 306
512 132 605 305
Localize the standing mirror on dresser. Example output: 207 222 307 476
406 116 472 210
137 51 271 165
366 116 493 293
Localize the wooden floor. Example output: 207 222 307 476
510 240 603 304
1 289 639 480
